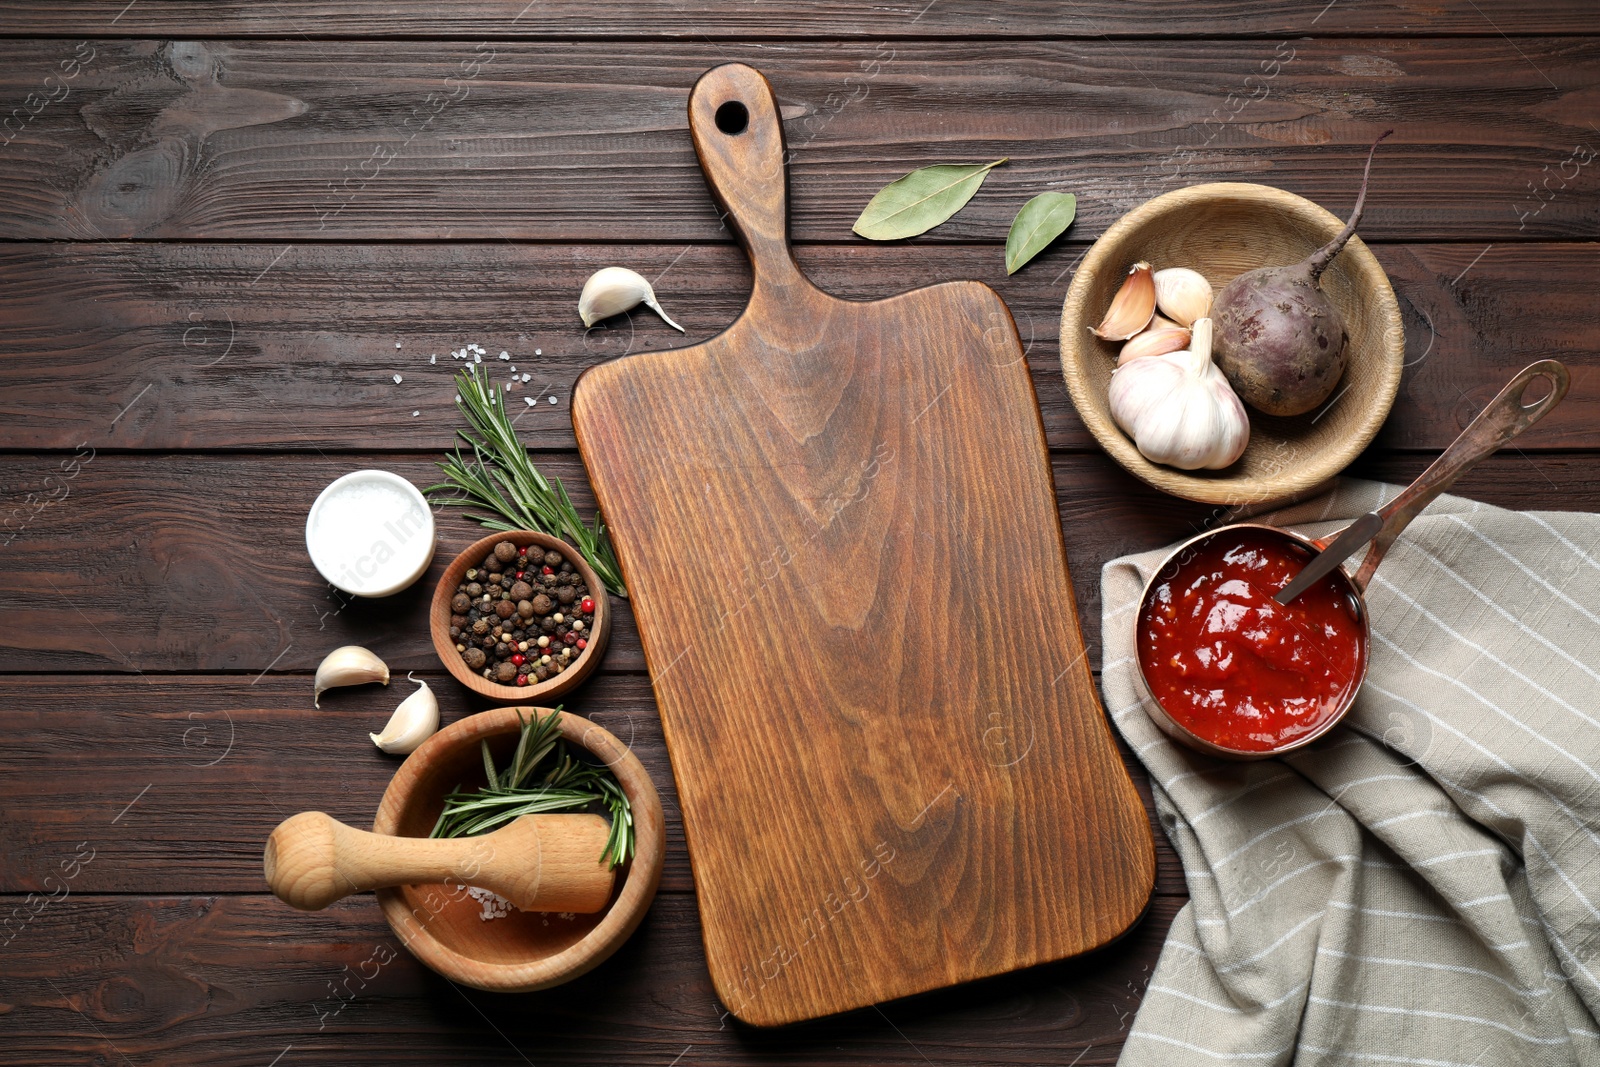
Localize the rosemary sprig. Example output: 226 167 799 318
430 709 634 869
425 365 626 598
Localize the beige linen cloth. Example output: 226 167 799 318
1101 479 1600 1066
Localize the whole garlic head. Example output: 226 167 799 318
1108 317 1249 471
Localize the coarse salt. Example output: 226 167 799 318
499 351 510 360
411 410 420 417
548 396 557 405
465 886 514 922
393 373 403 384
524 396 536 407
535 348 542 355
395 342 402 349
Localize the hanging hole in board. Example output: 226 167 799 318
1519 374 1554 410
715 101 749 135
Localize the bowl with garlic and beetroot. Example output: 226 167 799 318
1060 181 1404 507
430 532 611 702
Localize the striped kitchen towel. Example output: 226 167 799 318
1100 478 1600 1066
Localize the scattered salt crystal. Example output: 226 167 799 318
535 348 542 356
411 410 420 417
395 342 402 349
509 366 516 373
393 373 403 384
524 396 536 407
504 382 511 392
474 353 481 363
521 373 531 383
466 886 514 922
455 394 462 402
547 396 557 405
499 351 510 360
429 354 437 364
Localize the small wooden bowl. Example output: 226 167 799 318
430 531 611 703
1061 182 1405 506
372 706 665 992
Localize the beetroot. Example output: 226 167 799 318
1212 131 1392 417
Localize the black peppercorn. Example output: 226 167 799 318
485 556 503 574
465 582 483 597
555 586 576 605
495 599 516 619
450 613 468 630
540 550 560 567
463 647 486 669
540 617 557 633
472 618 490 635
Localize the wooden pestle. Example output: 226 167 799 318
264 811 616 913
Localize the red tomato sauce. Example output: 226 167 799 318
1137 528 1365 752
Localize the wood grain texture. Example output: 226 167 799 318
0 674 1184 898
2 38 1598 241
0 1 1594 37
577 62 1134 1026
0 894 1179 1066
0 452 1593 676
1 241 1596 453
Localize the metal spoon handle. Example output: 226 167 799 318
1350 359 1569 593
1275 511 1383 605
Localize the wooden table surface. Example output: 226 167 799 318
1 4 1596 1064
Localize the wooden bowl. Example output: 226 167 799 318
430 531 611 703
1061 182 1404 506
372 706 665 992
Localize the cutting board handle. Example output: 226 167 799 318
688 63 812 301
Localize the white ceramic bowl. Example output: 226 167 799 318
305 470 437 597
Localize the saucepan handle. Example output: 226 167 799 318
1350 359 1569 592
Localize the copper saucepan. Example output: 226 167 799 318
1134 359 1570 760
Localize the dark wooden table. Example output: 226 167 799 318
1 4 1595 1063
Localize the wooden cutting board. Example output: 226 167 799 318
572 63 1154 1027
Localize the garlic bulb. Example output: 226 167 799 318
313 645 390 708
1152 267 1213 327
370 675 438 755
578 267 685 332
1108 318 1249 470
1092 261 1156 341
1118 315 1191 366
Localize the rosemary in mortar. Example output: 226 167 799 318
429 708 634 870
426 365 626 597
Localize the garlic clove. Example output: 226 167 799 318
1107 317 1249 471
1152 267 1214 327
1092 261 1156 341
1118 316 1192 365
313 645 390 708
370 675 439 755
578 267 685 333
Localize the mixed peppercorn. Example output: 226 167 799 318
448 540 597 687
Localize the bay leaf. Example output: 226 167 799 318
1004 192 1077 274
852 158 1008 241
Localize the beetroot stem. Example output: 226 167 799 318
1307 129 1394 282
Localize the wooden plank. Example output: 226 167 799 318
0 1 1591 38
2 241 1596 453
1 39 1597 241
0 675 1184 898
0 893 1178 1065
0 452 1594 675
